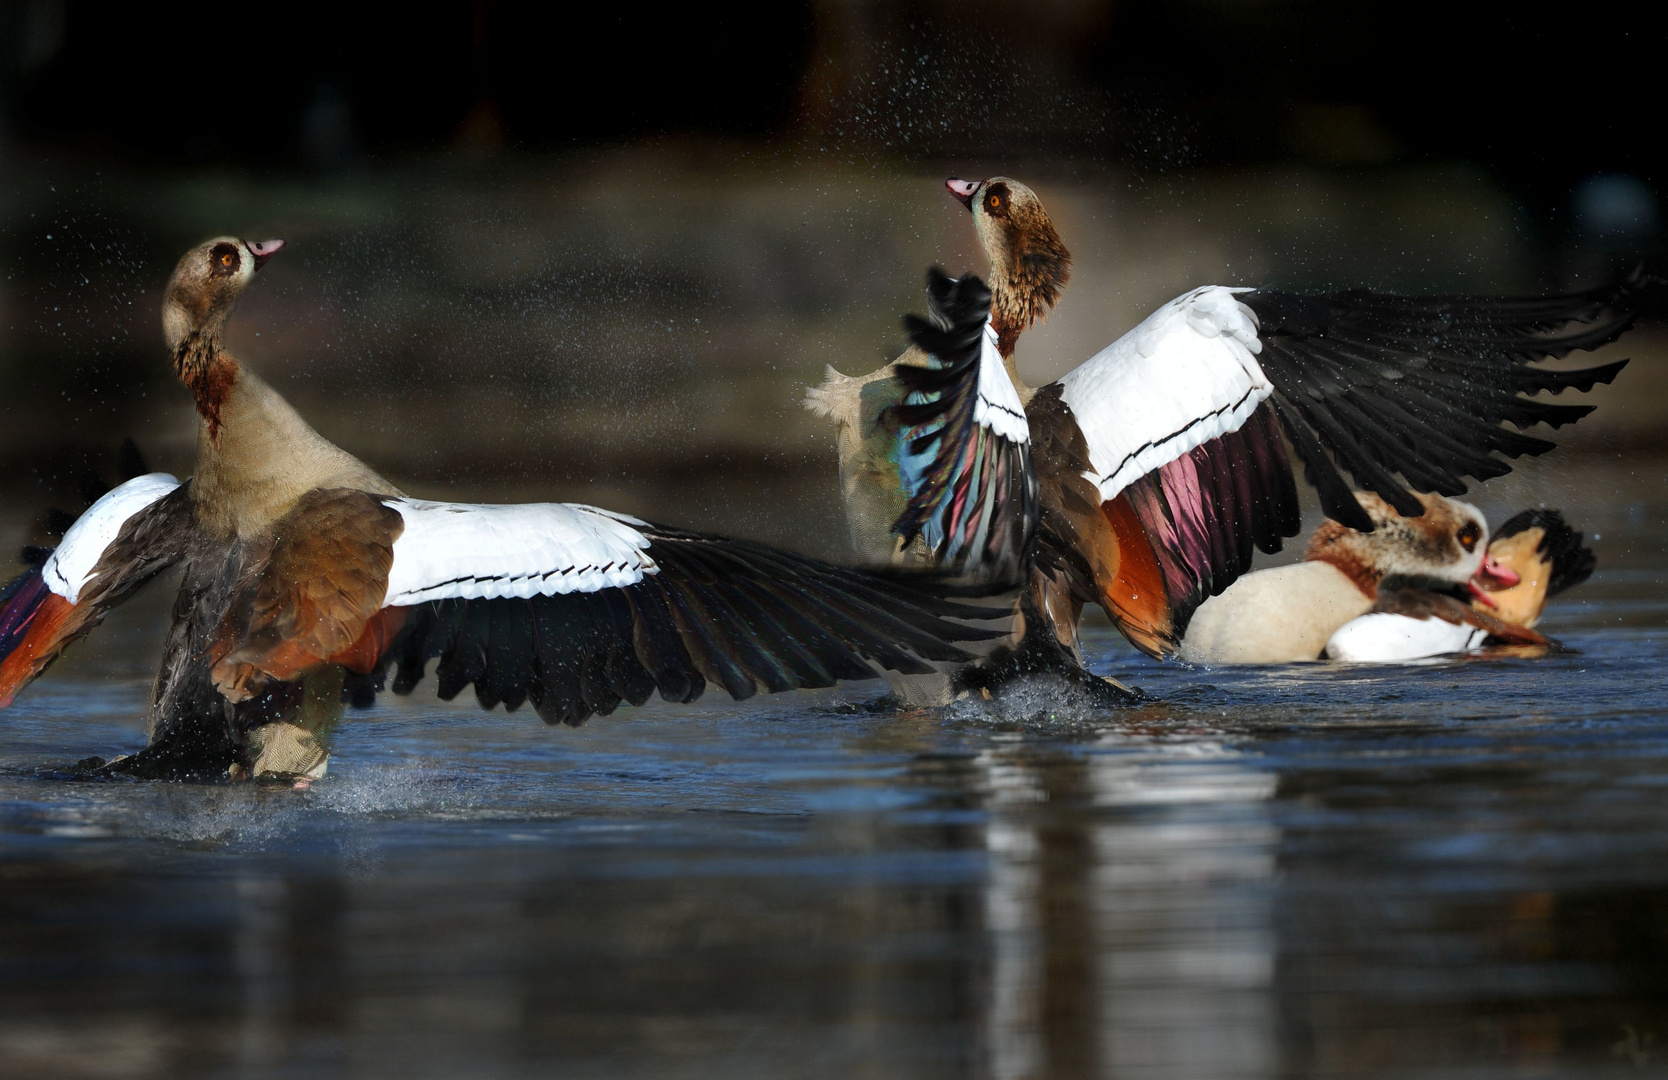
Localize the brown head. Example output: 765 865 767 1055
1304 491 1491 597
945 176 1071 354
161 236 283 437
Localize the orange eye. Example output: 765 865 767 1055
220 252 235 267
1457 522 1481 552
988 195 1002 210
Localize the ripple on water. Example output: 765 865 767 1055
1 579 1666 1078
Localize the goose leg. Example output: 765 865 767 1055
958 595 1146 708
243 665 341 785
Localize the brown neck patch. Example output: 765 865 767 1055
1306 521 1383 598
173 334 239 443
990 205 1071 346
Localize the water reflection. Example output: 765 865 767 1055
976 728 1279 1079
6 592 1668 1077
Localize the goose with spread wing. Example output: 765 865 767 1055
0 238 1015 781
809 176 1637 666
840 266 1132 705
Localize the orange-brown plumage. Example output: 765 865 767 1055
1098 495 1173 657
0 593 82 708
328 607 408 674
210 488 403 699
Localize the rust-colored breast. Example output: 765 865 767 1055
211 488 405 700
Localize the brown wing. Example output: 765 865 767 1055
1028 385 1177 658
208 493 1014 722
1371 589 1550 647
209 488 404 700
0 485 195 706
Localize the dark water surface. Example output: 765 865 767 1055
3 461 1668 1079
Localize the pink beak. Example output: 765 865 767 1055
946 177 979 211
1465 555 1521 608
246 238 285 271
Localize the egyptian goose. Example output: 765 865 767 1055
809 175 1637 671
1325 508 1595 661
0 237 1014 781
1178 491 1496 663
856 268 1130 704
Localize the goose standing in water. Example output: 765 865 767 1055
0 238 1017 781
809 176 1638 681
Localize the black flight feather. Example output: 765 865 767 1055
1242 274 1639 530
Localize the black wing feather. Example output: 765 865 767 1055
368 524 1013 726
1243 275 1638 528
882 267 1038 583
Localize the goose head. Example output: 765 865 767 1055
161 236 283 439
1305 491 1496 597
1472 509 1594 626
945 176 1071 351
162 236 284 355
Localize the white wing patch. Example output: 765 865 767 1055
43 473 181 604
383 500 658 605
1325 612 1485 663
973 320 1029 443
1057 286 1270 501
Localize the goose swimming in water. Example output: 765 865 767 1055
0 238 1016 781
809 176 1638 687
1326 508 1596 662
1178 490 1501 664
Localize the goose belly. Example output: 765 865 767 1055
1179 562 1372 664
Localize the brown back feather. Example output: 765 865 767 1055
1027 386 1176 658
1371 588 1550 647
210 488 404 699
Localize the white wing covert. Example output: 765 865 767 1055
1056 286 1269 502
382 499 657 605
44 473 182 603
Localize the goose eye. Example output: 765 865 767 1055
208 242 241 276
1457 522 1481 552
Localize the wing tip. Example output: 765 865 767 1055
0 587 75 708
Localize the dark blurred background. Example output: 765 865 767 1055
0 0 1662 558
4 9 1668 1078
